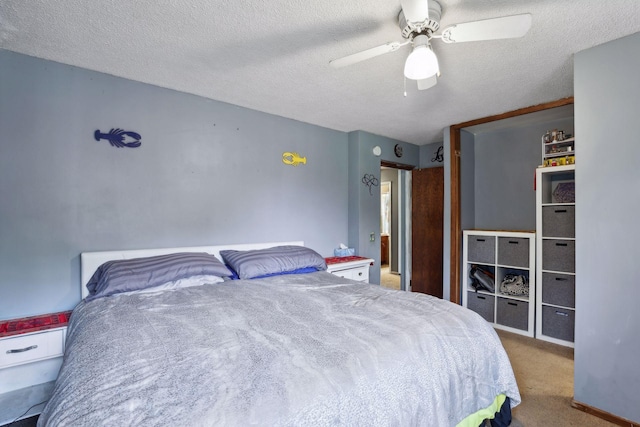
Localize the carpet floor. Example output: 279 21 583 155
380 265 401 290
497 329 616 427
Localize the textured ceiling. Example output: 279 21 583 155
1 0 639 145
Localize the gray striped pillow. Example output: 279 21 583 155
85 252 232 301
220 245 326 280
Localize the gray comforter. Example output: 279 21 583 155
39 272 520 426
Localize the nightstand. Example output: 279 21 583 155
0 311 71 424
325 256 374 282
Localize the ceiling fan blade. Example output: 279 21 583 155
417 74 437 90
440 13 532 43
401 0 431 23
329 41 407 68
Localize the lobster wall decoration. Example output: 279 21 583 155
94 129 142 148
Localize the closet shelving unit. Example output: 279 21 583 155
462 230 536 337
535 164 576 347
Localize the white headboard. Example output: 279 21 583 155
80 241 304 299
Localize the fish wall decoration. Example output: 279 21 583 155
282 152 306 166
94 129 142 148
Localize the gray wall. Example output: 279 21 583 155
0 50 350 319
466 118 574 231
348 131 419 286
419 141 445 168
574 33 640 423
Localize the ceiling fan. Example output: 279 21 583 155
329 0 532 91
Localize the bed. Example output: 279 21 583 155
38 241 520 427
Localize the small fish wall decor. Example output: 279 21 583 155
362 173 379 195
432 145 444 163
94 129 142 148
282 152 307 166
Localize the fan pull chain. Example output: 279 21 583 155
403 76 407 97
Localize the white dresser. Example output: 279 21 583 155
325 257 374 282
0 312 70 424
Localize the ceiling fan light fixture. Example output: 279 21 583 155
330 2 533 90
404 38 439 80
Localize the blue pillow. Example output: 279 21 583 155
86 252 232 301
220 246 327 280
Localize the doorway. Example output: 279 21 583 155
379 162 414 292
379 162 444 296
380 170 401 290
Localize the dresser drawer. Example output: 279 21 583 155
326 258 373 283
330 268 354 280
0 329 65 369
331 266 369 282
349 266 369 282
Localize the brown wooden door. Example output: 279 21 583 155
411 167 444 297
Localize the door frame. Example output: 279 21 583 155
380 180 391 267
448 96 574 304
381 161 414 291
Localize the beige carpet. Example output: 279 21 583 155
497 330 616 427
380 265 401 290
